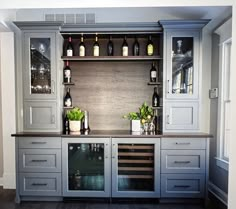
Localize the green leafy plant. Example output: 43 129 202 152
66 107 84 121
139 102 153 124
123 112 140 120
123 102 153 123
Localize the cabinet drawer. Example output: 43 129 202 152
161 150 205 173
161 138 206 150
19 173 61 196
19 137 61 149
19 149 61 173
161 174 205 198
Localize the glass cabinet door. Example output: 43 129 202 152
62 138 110 197
166 31 200 99
112 138 160 198
24 33 56 99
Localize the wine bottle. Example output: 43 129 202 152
63 61 71 83
107 35 114 56
150 62 157 82
79 34 85 56
147 35 154 56
152 87 160 107
153 109 159 134
63 114 70 134
66 36 73 56
93 34 99 56
133 37 139 56
122 36 128 56
64 88 72 107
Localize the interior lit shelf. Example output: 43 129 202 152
61 55 162 61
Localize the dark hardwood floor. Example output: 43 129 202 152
0 187 224 209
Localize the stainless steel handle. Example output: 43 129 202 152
51 115 55 124
31 160 47 162
31 183 47 186
167 115 170 124
175 142 191 145
174 185 190 188
51 80 55 94
105 156 109 159
167 79 170 94
31 142 47 144
174 161 190 164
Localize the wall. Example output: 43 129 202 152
208 33 228 204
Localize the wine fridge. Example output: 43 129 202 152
112 138 160 197
62 138 111 197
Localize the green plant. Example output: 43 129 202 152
66 107 84 121
139 102 153 124
123 112 140 120
123 102 153 123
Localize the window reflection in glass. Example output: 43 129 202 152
172 37 193 94
30 38 51 94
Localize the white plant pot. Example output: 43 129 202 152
69 120 81 132
131 120 141 132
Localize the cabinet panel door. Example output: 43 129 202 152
24 101 58 131
23 32 56 100
161 150 205 173
161 174 205 198
111 138 160 198
19 149 61 173
19 173 61 196
165 31 200 99
165 101 198 131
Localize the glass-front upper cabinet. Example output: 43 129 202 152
111 138 160 198
62 138 111 197
24 33 57 99
166 31 200 99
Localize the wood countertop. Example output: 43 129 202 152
12 130 213 138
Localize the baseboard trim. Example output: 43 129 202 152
3 172 16 189
0 177 3 186
208 181 228 206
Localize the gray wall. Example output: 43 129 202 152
0 48 3 178
209 34 228 193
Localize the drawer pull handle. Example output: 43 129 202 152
31 160 47 162
174 161 191 164
31 183 48 186
31 142 47 144
174 185 190 188
175 142 191 145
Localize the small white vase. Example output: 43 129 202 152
131 120 141 132
69 120 81 132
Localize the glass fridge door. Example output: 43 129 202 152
68 143 105 191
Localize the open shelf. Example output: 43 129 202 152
63 106 74 109
147 81 162 86
61 56 162 61
62 82 75 85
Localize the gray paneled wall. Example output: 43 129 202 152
68 61 154 130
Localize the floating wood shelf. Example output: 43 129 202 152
152 106 163 110
61 55 162 61
62 82 75 85
147 82 162 85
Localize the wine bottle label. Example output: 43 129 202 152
154 98 158 107
67 49 73 56
64 70 71 78
147 44 153 55
65 99 72 107
151 71 157 78
122 46 128 56
93 46 99 56
80 46 85 56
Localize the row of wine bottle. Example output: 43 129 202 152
66 35 154 57
63 61 159 84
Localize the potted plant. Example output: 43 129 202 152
66 107 85 132
123 102 154 132
123 112 141 132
